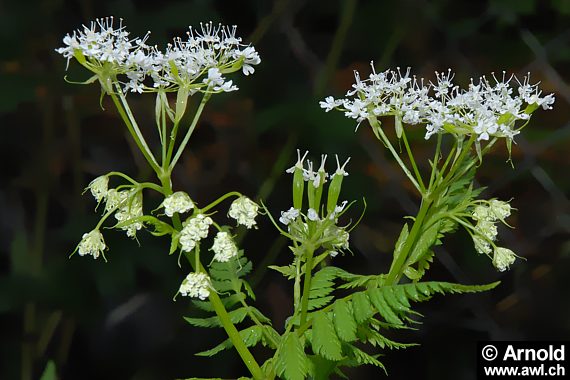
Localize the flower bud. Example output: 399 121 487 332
179 272 211 300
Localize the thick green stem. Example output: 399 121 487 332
385 197 433 284
298 243 316 326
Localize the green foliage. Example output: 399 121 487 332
275 333 310 380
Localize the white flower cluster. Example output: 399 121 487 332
77 229 107 259
279 207 300 225
179 272 211 300
470 200 518 271
114 190 144 238
56 17 261 93
492 247 516 272
179 214 213 252
211 231 238 262
228 196 259 229
321 63 555 141
162 191 194 217
87 175 109 203
87 179 145 238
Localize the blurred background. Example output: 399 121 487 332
1 0 569 379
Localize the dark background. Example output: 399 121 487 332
1 0 569 379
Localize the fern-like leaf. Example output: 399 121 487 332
275 332 309 380
184 307 248 328
195 325 263 357
311 311 343 361
333 299 357 342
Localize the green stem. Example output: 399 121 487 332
109 88 160 174
385 197 433 284
428 134 442 190
199 191 242 214
401 129 426 193
298 243 316 326
159 174 263 379
368 117 422 195
169 94 211 171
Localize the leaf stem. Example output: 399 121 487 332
169 93 211 171
368 117 422 195
109 87 160 174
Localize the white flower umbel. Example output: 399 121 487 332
211 232 238 262
56 18 261 93
87 175 109 203
115 190 144 238
77 229 106 259
162 191 194 217
104 189 129 214
279 207 300 225
179 272 211 300
493 247 516 272
179 214 213 252
228 196 259 229
322 63 555 142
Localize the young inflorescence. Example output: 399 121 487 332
56 17 261 94
321 63 554 141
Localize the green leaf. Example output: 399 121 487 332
40 360 57 380
312 311 343 361
268 264 296 279
195 325 263 357
367 288 403 325
347 346 387 373
276 332 309 380
333 299 357 342
184 307 247 328
351 292 373 324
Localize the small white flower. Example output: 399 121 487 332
179 272 211 300
473 235 492 255
115 190 144 238
162 191 194 217
476 219 498 242
493 247 516 272
329 250 339 258
279 207 300 225
179 214 213 252
472 205 492 222
104 189 128 213
77 229 106 259
307 208 319 221
319 96 342 112
87 175 109 202
489 199 511 220
211 231 238 262
228 196 259 229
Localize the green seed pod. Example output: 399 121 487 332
327 155 350 214
288 150 308 210
175 86 189 123
313 154 328 210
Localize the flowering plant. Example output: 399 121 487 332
57 18 553 380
